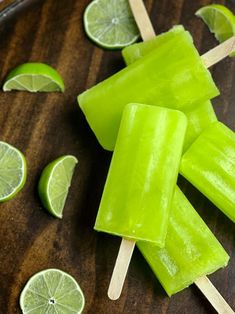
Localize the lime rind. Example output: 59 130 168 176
38 155 78 218
84 0 140 49
0 141 27 202
3 63 64 92
196 4 235 56
20 269 85 314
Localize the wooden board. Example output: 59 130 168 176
0 0 234 313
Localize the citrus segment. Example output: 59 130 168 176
3 63 64 92
38 155 78 218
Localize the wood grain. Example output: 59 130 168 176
0 0 234 313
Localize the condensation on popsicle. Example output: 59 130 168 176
78 27 219 151
95 103 187 247
180 121 235 222
122 26 218 151
137 186 229 296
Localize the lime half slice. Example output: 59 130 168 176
38 155 78 218
84 0 140 49
3 63 64 92
0 141 26 202
20 269 85 314
196 4 235 43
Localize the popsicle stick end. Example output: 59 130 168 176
128 0 155 41
195 275 234 314
108 238 136 300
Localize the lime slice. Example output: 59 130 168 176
20 268 85 314
84 0 140 49
196 4 235 43
3 63 64 92
0 141 26 202
38 155 78 218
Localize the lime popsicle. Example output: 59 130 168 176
95 103 187 245
122 27 218 151
180 121 235 222
137 186 229 296
95 103 187 299
78 27 218 151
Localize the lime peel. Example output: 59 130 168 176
196 4 235 56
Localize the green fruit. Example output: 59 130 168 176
3 63 64 92
84 0 139 49
38 155 78 218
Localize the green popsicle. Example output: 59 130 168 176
78 27 219 151
180 121 235 222
137 186 229 296
95 103 187 246
122 27 218 151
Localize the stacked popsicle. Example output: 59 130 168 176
138 186 229 296
77 0 235 312
95 103 187 247
95 103 187 299
78 26 219 151
180 121 235 222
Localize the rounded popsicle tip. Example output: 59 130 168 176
108 289 121 300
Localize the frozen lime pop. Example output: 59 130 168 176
78 27 218 151
122 26 218 151
96 103 187 300
180 122 235 222
138 186 229 296
95 103 187 246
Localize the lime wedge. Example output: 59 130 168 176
196 4 235 43
0 141 26 202
38 155 78 218
84 0 140 49
3 63 64 92
20 269 85 314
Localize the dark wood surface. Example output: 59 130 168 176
0 0 235 313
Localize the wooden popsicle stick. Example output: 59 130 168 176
108 0 154 295
195 276 234 314
201 35 235 68
127 1 235 313
129 0 156 41
108 238 135 300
